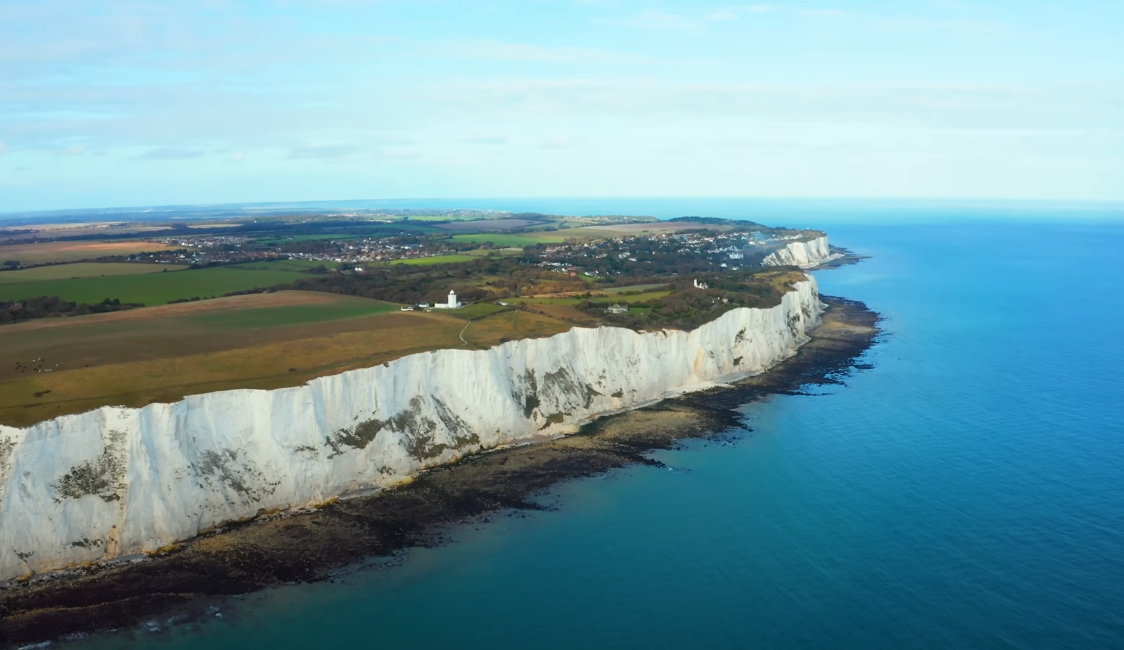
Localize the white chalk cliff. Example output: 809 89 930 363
0 276 824 580
762 235 841 269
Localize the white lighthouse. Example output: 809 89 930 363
435 290 462 309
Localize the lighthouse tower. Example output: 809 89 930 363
447 290 458 309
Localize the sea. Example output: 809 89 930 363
75 201 1124 650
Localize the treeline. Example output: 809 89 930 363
0 296 143 324
262 255 594 305
280 268 495 305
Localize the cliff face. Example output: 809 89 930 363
0 277 823 580
762 235 840 269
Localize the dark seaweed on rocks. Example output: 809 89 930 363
0 297 879 649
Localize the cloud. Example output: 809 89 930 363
459 135 507 145
229 151 245 163
0 141 7 155
607 5 780 33
705 11 739 22
541 136 577 149
609 9 703 33
870 16 1007 35
436 79 1124 134
61 146 84 156
447 40 647 64
798 8 850 18
138 146 206 160
288 143 361 159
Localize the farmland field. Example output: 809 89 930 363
600 283 667 294
435 219 544 231
256 234 361 244
389 254 477 266
600 290 671 303
229 260 340 272
0 262 187 285
0 240 177 265
0 265 306 305
462 248 523 257
450 233 565 247
446 303 510 320
0 291 573 427
185 298 396 329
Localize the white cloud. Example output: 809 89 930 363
460 135 507 145
448 40 647 64
799 8 850 18
705 11 739 22
0 141 7 155
541 136 577 149
138 146 206 160
61 145 84 156
288 143 361 160
610 9 703 33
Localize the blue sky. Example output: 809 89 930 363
1 0 1122 211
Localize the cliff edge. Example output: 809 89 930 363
762 235 842 268
0 276 823 581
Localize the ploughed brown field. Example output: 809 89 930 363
0 291 572 427
0 240 177 265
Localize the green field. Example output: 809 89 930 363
388 215 459 222
451 233 566 247
507 290 670 306
447 303 510 320
0 262 187 285
506 296 581 306
185 297 398 329
601 283 668 294
0 266 307 305
604 290 670 303
256 234 361 244
389 254 478 266
229 260 340 272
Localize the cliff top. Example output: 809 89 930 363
1 214 825 427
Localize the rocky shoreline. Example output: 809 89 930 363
0 296 879 648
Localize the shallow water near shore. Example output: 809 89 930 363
77 215 1124 650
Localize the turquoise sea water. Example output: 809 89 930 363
79 211 1124 650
